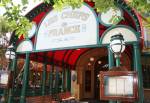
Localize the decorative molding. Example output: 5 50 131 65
16 40 33 53
100 25 138 45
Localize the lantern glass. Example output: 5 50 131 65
110 39 125 54
5 45 15 60
5 51 15 60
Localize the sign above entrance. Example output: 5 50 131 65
35 4 98 51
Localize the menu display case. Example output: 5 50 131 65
100 71 138 101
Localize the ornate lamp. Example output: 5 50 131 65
110 34 125 58
5 45 16 60
110 34 125 67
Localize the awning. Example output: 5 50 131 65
12 1 142 69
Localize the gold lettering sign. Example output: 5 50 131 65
36 4 98 50
46 25 81 37
61 11 90 21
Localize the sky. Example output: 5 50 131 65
0 0 42 16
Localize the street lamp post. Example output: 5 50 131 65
5 44 16 103
110 34 125 67
109 34 125 103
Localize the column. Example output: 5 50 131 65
55 67 59 94
49 65 53 95
50 63 55 95
133 43 144 103
61 69 65 92
42 63 47 95
66 68 71 91
8 55 17 103
20 53 30 103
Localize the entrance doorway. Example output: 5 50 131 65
94 56 108 100
75 48 108 100
75 48 131 101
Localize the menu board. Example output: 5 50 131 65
100 71 138 101
106 76 133 96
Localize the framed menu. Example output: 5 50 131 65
100 71 138 101
0 71 12 88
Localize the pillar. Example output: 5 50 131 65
8 55 17 103
20 53 30 103
49 64 54 95
133 43 144 103
55 67 59 94
61 69 65 92
49 69 53 95
42 63 47 95
66 68 71 91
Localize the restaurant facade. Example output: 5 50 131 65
2 0 147 103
